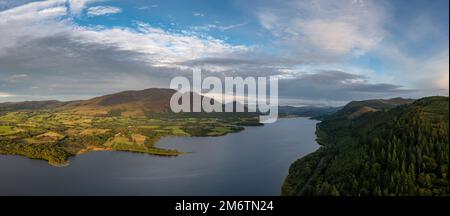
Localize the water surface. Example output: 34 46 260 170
0 118 319 195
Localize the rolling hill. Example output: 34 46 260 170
59 88 177 117
0 88 258 118
326 97 415 120
0 88 178 117
0 100 67 114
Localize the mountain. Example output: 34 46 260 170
0 88 257 118
60 88 177 117
0 100 66 114
282 96 449 196
278 106 341 119
327 97 415 119
0 88 178 116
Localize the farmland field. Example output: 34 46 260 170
0 110 259 166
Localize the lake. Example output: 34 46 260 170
0 118 319 195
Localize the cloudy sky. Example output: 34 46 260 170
0 0 448 105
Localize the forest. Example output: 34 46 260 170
282 96 449 196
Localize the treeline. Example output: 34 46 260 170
0 140 72 165
282 96 449 196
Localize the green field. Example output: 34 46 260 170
0 110 257 166
0 126 20 136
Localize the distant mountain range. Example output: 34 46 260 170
271 97 414 120
0 88 344 119
0 88 176 117
4 88 414 120
329 97 415 119
0 100 64 113
0 88 261 118
278 106 341 119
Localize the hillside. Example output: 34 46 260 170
0 100 67 114
278 106 340 119
60 88 177 117
0 88 177 117
282 96 449 196
0 88 258 118
326 97 415 120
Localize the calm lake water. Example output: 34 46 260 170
0 118 319 195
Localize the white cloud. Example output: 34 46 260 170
432 53 449 90
374 43 449 92
193 12 205 17
255 0 385 61
0 0 70 56
256 12 278 32
0 0 35 11
38 5 67 16
253 0 447 93
0 1 249 68
10 74 28 79
191 22 248 31
72 22 250 67
137 5 158 10
0 0 445 102
0 0 253 99
87 5 122 16
406 51 449 90
68 0 98 15
0 92 15 98
297 19 381 56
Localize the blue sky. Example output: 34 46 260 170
74 0 272 45
0 0 448 105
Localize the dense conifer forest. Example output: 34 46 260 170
283 96 449 196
